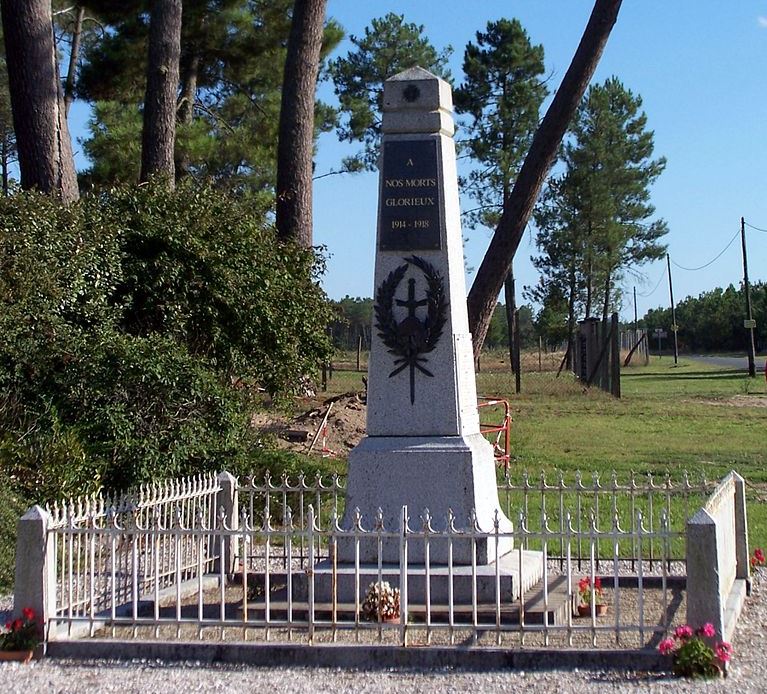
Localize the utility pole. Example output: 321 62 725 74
633 286 638 333
741 217 757 378
666 254 679 365
504 266 516 376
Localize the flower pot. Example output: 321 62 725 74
0 649 34 664
577 603 608 617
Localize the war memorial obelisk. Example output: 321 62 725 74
340 67 516 568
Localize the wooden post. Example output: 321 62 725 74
741 217 757 378
538 336 543 372
513 309 521 394
610 312 621 398
504 269 516 375
666 254 679 365
356 334 362 372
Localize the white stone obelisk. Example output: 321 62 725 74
341 67 512 564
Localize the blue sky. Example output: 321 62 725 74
309 1 767 323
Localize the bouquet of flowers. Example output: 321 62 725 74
361 581 400 621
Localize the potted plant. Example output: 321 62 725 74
577 576 607 616
361 581 400 622
1 607 40 663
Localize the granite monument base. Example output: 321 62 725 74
299 550 544 605
339 433 512 565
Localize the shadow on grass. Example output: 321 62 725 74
623 369 745 380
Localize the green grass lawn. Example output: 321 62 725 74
485 357 767 554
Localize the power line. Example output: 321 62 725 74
669 228 740 271
744 221 767 233
637 269 665 298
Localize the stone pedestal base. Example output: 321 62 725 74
339 433 512 565
299 550 544 605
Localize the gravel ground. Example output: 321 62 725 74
1 568 765 693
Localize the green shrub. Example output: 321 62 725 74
0 183 332 501
0 479 25 592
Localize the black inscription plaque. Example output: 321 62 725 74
378 139 442 251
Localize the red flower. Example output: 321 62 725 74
658 637 676 655
674 625 693 640
698 623 715 638
755 548 765 564
12 618 22 631
22 607 35 622
716 642 733 663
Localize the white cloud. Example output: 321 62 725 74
758 16 767 27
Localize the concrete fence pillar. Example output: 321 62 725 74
686 508 725 640
213 471 239 576
14 505 57 641
733 472 750 582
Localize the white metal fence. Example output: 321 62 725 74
13 469 736 652
45 473 222 626
237 470 713 565
45 503 683 649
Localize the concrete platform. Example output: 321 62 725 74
244 572 572 627
242 550 544 609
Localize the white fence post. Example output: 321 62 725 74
687 472 750 641
214 471 239 575
686 508 724 637
14 505 57 641
733 473 749 582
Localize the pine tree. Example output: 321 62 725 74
140 0 182 186
454 18 548 366
276 0 328 247
1 0 79 201
0 31 17 195
329 13 451 171
75 1 341 197
454 19 547 230
533 76 668 353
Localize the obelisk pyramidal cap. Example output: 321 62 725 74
341 67 512 564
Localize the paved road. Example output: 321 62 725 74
688 354 767 371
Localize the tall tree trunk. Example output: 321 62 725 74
175 47 200 180
1 137 8 196
276 0 328 248
63 4 85 117
467 0 623 359
140 0 182 187
1 0 79 202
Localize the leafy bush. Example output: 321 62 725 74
0 481 25 591
0 183 332 499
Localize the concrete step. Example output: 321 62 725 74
242 549 544 605
243 573 572 626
